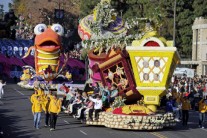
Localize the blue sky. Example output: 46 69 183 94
0 0 12 12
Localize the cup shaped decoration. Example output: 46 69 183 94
97 49 139 102
88 49 107 85
126 36 180 107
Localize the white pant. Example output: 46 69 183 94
76 107 85 118
69 103 75 113
0 89 4 99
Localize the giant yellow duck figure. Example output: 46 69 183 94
23 24 68 81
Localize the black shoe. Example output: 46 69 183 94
81 119 86 124
88 118 93 121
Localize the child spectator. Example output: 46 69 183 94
110 84 118 103
88 95 103 121
93 82 100 95
101 86 110 107
76 92 89 120
70 94 82 117
79 98 94 123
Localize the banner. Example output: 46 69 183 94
1 46 6 55
10 71 22 78
57 83 85 95
19 47 23 56
31 48 35 56
13 46 19 57
24 47 28 56
7 46 13 57
186 69 194 78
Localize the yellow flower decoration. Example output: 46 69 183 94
101 0 111 4
106 108 113 112
122 105 131 114
93 9 98 21
121 105 154 115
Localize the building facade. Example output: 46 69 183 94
191 17 207 76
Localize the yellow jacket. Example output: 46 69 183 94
42 94 49 102
42 94 53 112
49 98 61 114
37 89 44 96
47 94 53 100
181 99 191 110
176 93 181 103
30 94 38 104
32 99 45 113
199 99 207 113
43 99 50 112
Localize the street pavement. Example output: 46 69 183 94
0 84 207 138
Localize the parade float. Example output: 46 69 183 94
18 23 73 89
79 0 180 130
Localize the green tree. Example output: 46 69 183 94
70 0 207 58
12 0 20 11
8 3 13 10
193 0 207 18
176 0 194 58
158 0 174 39
79 0 99 18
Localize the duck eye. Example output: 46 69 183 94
51 24 64 36
34 24 47 35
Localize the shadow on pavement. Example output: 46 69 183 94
0 108 40 138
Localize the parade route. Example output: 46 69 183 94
1 0 207 137
0 84 207 138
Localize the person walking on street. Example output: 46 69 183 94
32 96 45 129
0 80 6 99
181 94 191 126
198 98 207 128
30 91 38 104
49 94 61 131
44 96 51 127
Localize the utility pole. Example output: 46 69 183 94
173 0 176 47
0 5 4 20
58 0 60 23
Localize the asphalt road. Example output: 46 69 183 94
0 84 207 138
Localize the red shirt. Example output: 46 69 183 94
60 85 70 93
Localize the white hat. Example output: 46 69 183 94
69 86 73 90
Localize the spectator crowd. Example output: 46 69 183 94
163 74 207 128
60 82 119 123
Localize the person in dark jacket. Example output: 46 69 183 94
166 96 174 113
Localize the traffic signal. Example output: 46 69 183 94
54 9 64 20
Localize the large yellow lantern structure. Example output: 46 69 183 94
126 29 180 112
